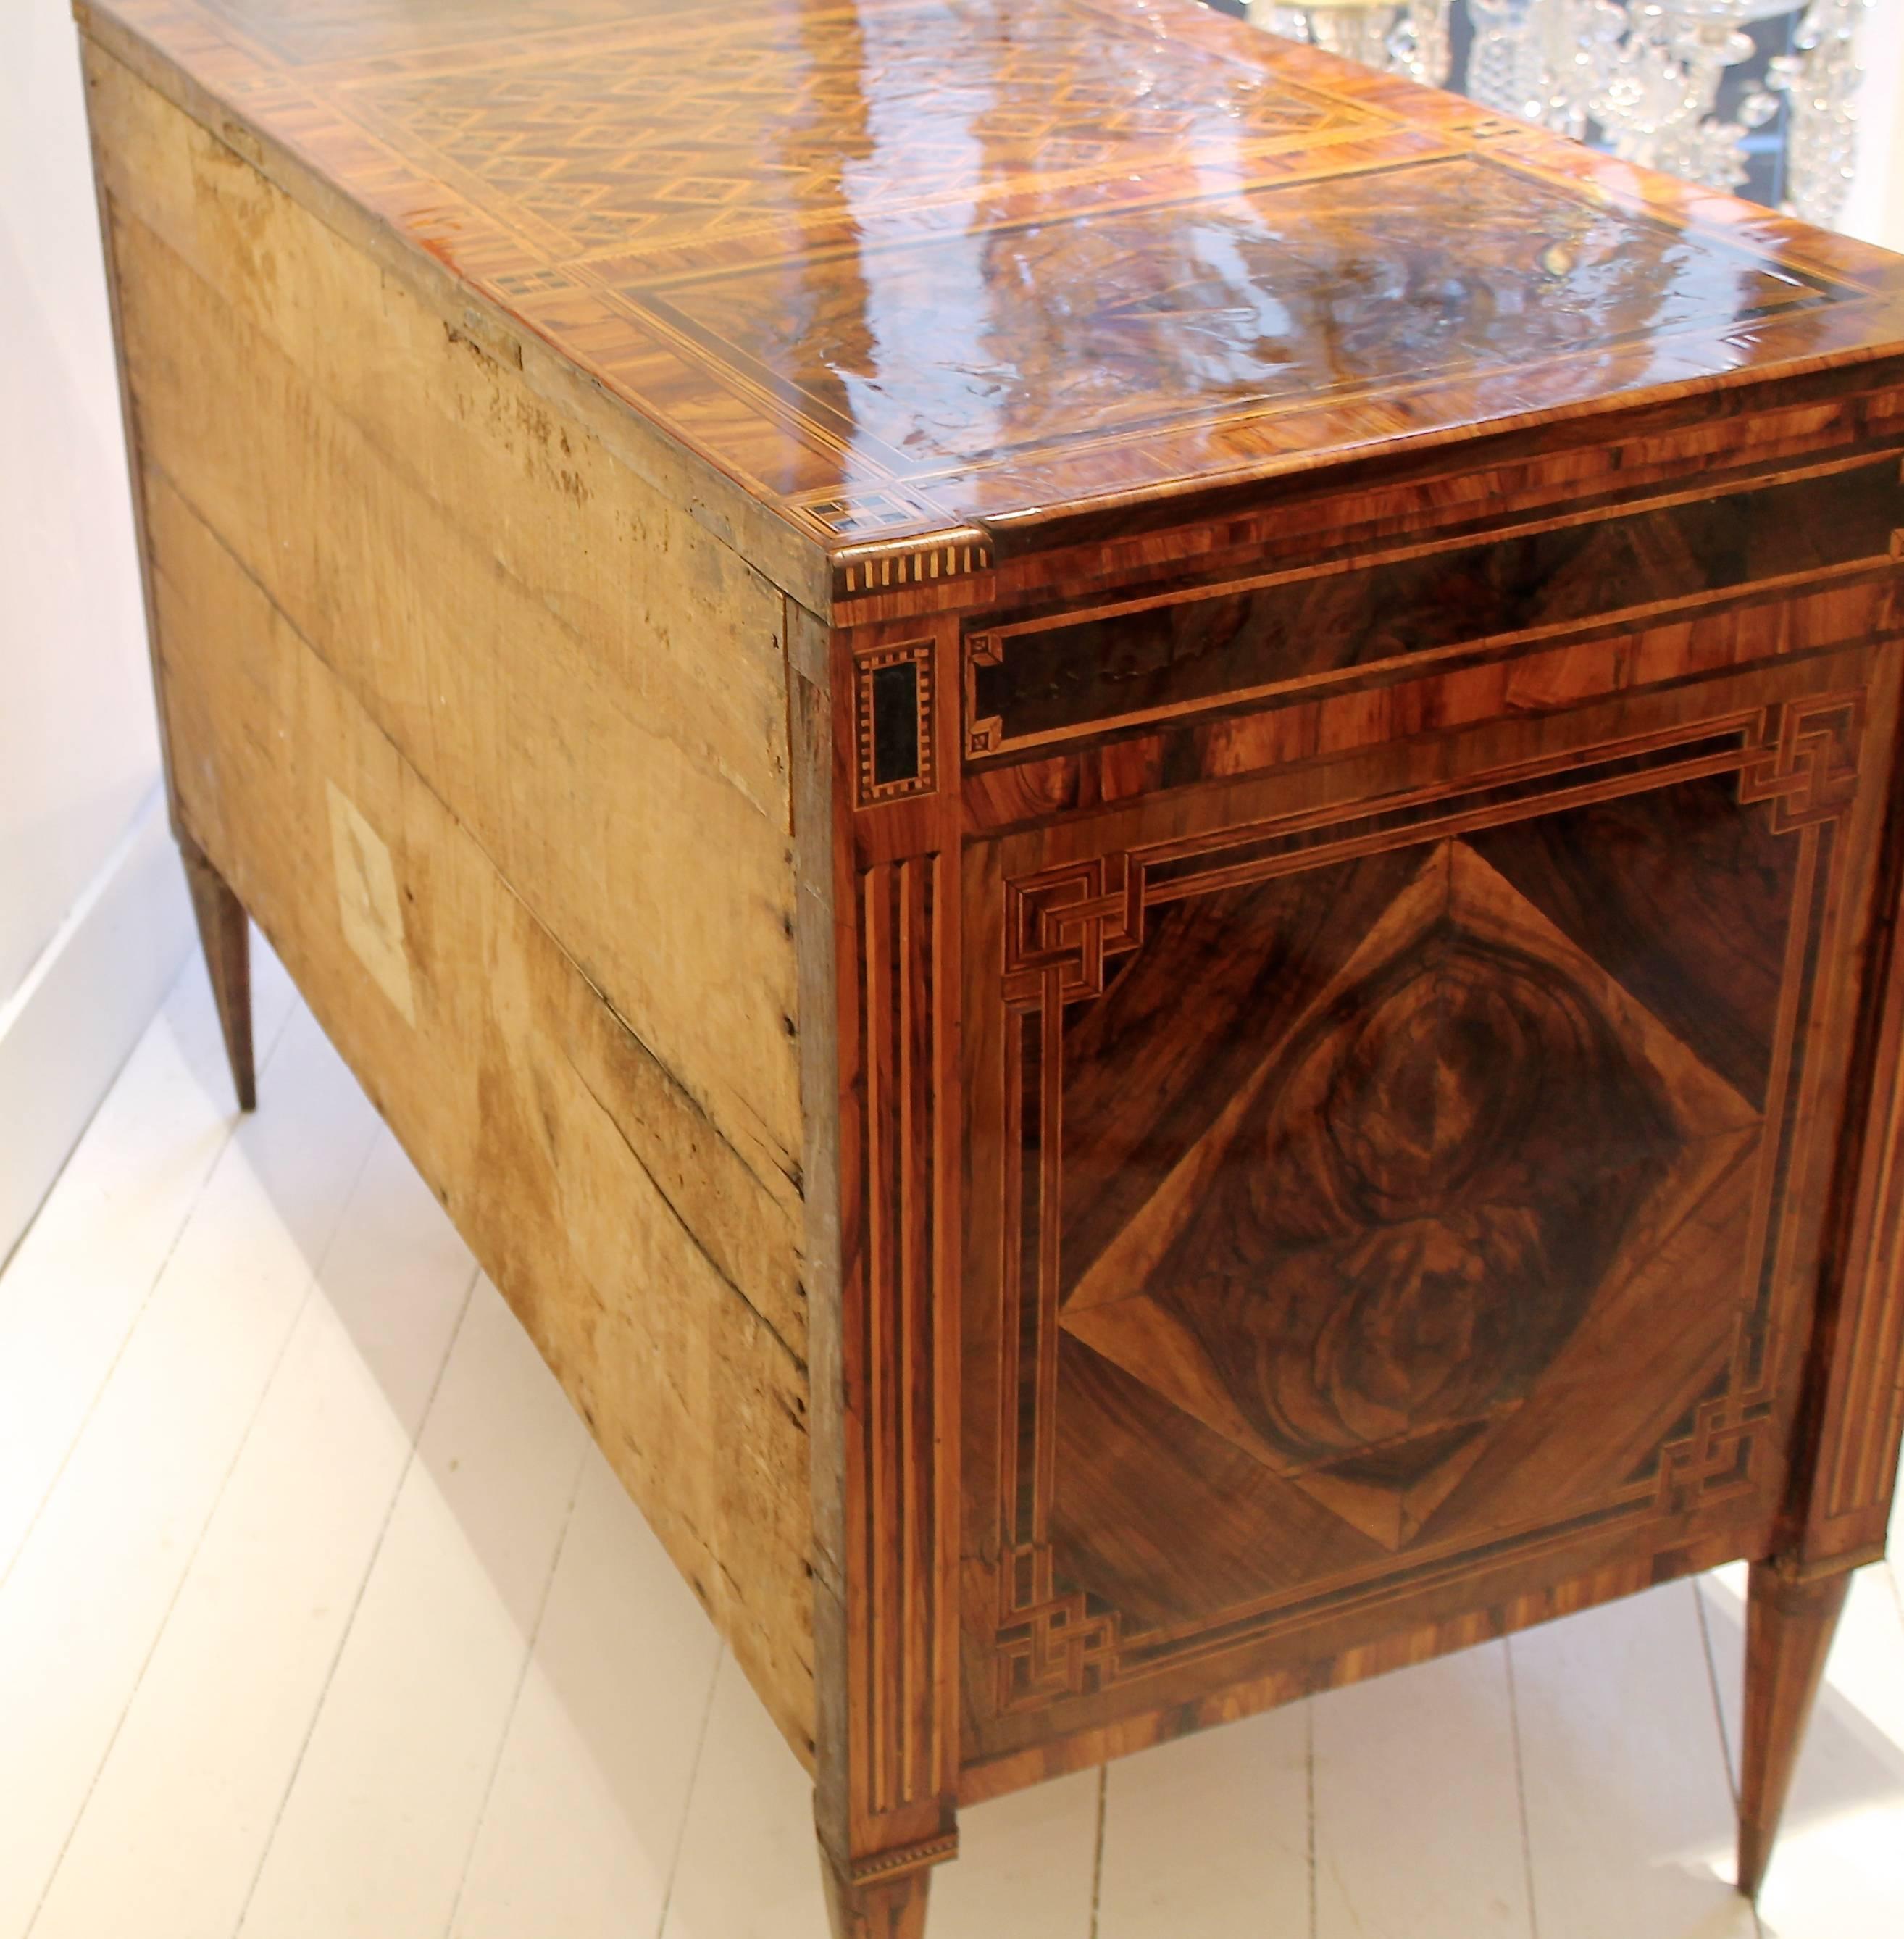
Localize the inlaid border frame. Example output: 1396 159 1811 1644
812 608 966 1921
956 642 1904 1781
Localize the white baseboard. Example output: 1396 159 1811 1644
0 788 194 1267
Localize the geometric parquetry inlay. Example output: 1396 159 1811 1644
128 0 1889 560
133 0 1881 559
649 156 1842 477
1058 840 1760 1550
971 700 1874 1719
351 5 1359 255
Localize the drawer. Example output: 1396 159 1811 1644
966 453 1904 759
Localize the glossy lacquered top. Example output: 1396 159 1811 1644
83 0 1904 553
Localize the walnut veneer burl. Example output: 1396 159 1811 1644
78 0 1904 1927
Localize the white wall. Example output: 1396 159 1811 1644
1 1 164 998
1842 0 1904 250
0 0 192 1261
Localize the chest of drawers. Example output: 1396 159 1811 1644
79 0 1904 1928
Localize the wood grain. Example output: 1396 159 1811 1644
78 2 1904 1929
90 64 807 1219
966 456 1904 759
1737 1561 1853 1898
144 468 819 1761
816 614 966 1913
954 651 1898 1780
78 0 1904 562
177 835 254 1112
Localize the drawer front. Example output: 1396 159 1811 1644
965 454 1904 760
957 643 1895 1764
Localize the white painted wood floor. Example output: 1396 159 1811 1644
4 944 1903 1939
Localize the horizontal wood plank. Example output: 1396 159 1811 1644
148 475 819 1759
95 58 807 1217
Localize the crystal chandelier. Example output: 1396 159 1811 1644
1255 0 1458 83
1245 0 1873 228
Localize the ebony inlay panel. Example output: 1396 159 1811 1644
967 455 1904 756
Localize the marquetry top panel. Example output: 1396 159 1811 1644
84 0 1904 554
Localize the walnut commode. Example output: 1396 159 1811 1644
80 1 1904 1929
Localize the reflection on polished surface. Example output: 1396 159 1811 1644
651 154 1834 476
350 0 1356 254
93 0 1904 544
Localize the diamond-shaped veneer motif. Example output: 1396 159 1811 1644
1059 841 1759 1551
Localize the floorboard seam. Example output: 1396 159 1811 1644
1305 1700 1317 1939
440 1438 589 1939
1503 1639 1542 1939
1087 1761 1108 1939
223 1260 480 1939
0 978 301 1601
654 1643 727 1939
1694 1576 1743 1809
20 1106 380 1939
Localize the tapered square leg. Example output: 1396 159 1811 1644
1736 1559 1850 1898
819 1848 933 1939
179 835 256 1112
